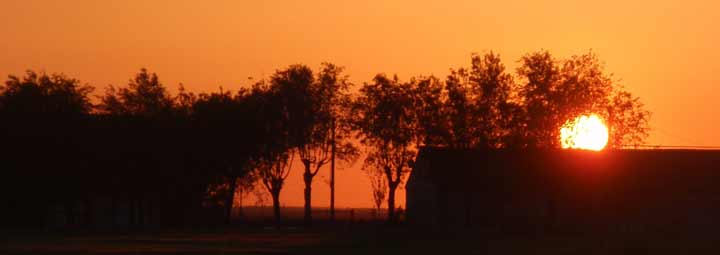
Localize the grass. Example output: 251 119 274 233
3 223 720 254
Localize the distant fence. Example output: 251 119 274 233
232 207 392 222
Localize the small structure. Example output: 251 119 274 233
407 147 720 232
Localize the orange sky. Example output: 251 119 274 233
2 0 720 208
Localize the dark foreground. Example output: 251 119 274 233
3 224 720 254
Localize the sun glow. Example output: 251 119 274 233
560 114 609 151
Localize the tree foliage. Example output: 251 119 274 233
366 167 387 216
0 70 94 117
99 68 174 116
516 50 649 148
353 74 417 222
0 50 651 227
443 52 522 148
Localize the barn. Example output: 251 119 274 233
406 147 720 232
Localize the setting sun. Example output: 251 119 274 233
560 114 609 151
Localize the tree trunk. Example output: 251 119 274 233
387 183 398 223
225 176 238 225
271 190 281 225
303 168 313 226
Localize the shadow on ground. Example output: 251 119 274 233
2 225 720 254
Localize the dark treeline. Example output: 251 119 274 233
0 50 649 228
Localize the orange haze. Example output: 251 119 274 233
2 0 720 208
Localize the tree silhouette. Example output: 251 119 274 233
444 68 478 148
0 70 94 116
0 49 652 228
0 70 93 227
319 64 360 221
247 77 295 224
469 52 520 148
516 50 650 148
258 64 359 225
366 167 387 219
409 76 448 147
94 68 211 227
175 84 198 116
352 74 417 222
98 68 174 116
270 64 324 225
516 50 560 148
257 151 293 224
606 90 651 148
191 88 259 224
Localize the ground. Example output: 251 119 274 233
3 224 720 254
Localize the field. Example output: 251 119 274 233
2 207 719 254
3 225 720 254
237 206 390 222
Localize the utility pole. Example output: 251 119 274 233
330 117 336 221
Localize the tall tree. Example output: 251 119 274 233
272 65 323 225
301 63 358 225
322 64 360 221
263 63 358 225
352 74 417 222
516 50 650 148
444 68 478 148
191 88 259 224
443 52 521 148
469 52 519 148
249 75 295 224
409 76 448 147
516 50 561 148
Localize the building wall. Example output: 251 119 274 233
406 152 438 226
407 148 720 232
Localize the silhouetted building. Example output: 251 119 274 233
407 147 720 232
